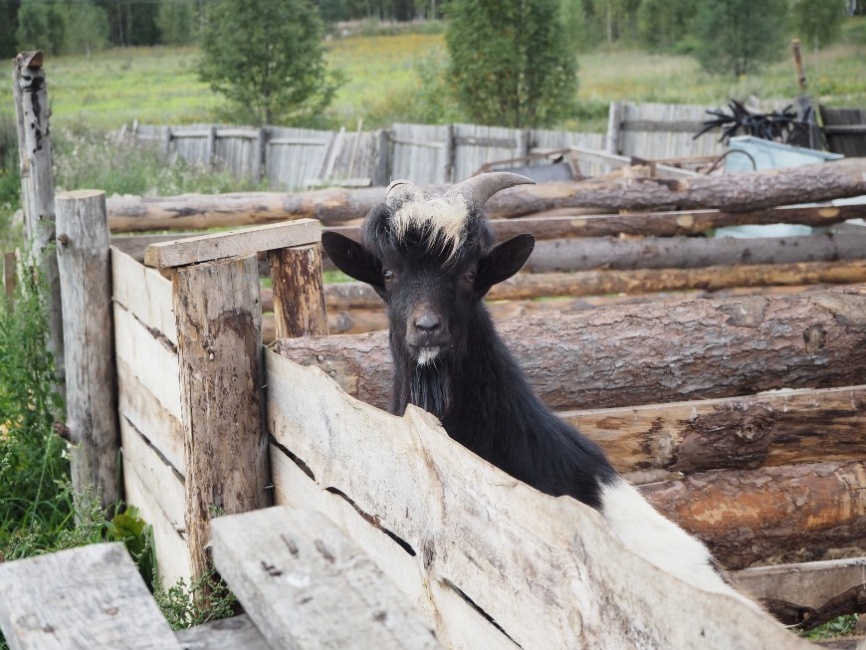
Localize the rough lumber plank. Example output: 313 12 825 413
268 244 329 338
735 558 866 610
269 449 517 650
112 247 176 346
56 190 120 509
173 255 271 582
561 384 866 474
279 288 866 411
325 260 866 309
114 304 181 420
0 543 180 650
211 507 441 650
174 615 269 650
144 219 320 268
123 450 191 587
116 356 184 474
120 416 185 530
265 351 808 649
641 461 866 570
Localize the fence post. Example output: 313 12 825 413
606 101 624 156
172 255 271 582
206 125 217 169
55 190 121 510
268 245 329 338
257 126 269 183
13 50 65 403
444 123 456 183
373 129 390 187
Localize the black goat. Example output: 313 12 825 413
322 173 761 608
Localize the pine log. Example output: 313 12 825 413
104 159 866 231
323 261 866 310
523 231 866 273
268 244 329 338
639 461 866 570
276 287 866 412
562 385 866 475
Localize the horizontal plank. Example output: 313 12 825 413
144 219 321 268
120 416 185 529
112 247 176 345
561 384 866 474
124 453 191 588
569 146 698 178
823 125 866 135
114 304 182 421
265 350 807 649
174 615 269 650
0 543 180 650
269 448 516 650
735 557 866 610
211 507 441 650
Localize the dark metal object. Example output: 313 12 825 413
694 99 813 147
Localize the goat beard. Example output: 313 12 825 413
409 358 453 420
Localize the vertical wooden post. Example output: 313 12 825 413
373 129 390 187
206 125 217 168
172 255 271 581
55 190 121 510
13 51 65 403
444 123 456 183
268 244 329 339
606 101 624 156
257 126 269 183
162 126 172 157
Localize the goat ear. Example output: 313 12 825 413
476 234 535 296
321 232 383 291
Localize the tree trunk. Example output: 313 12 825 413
104 159 866 232
277 287 866 411
640 461 866 570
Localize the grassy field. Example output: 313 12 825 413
1 21 864 133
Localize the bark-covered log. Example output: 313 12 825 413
640 461 866 570
105 160 866 232
323 260 866 309
522 231 866 273
562 385 866 474
276 287 866 411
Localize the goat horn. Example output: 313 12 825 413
385 179 418 208
447 172 535 208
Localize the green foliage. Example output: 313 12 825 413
800 614 858 639
690 0 788 77
445 0 578 128
61 1 110 57
16 1 66 56
584 0 641 45
153 572 237 630
0 0 21 59
106 505 157 592
0 115 21 251
16 0 110 57
636 0 698 51
156 0 198 46
791 0 848 50
198 0 342 126
559 0 589 53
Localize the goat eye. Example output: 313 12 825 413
464 271 476 283
383 270 394 283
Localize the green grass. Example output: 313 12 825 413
0 18 862 133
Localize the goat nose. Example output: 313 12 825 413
415 311 441 333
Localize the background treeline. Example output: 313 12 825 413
3 0 865 60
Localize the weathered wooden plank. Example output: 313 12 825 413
735 558 866 610
116 356 184 474
112 247 176 345
174 614 269 650
120 416 185 530
114 303 181 420
265 350 808 649
561 384 866 474
145 219 321 269
641 461 866 570
123 450 191 588
211 507 441 650
173 255 270 582
56 190 120 510
268 244 328 338
280 288 866 412
269 449 517 650
0 543 181 650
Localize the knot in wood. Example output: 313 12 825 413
735 406 775 442
803 325 826 354
421 537 435 571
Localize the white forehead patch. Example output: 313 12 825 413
392 189 469 261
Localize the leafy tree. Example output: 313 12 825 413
690 0 787 77
0 0 21 59
636 0 698 51
61 1 110 57
445 0 578 128
198 0 341 126
560 0 588 53
157 0 197 45
585 0 640 44
791 0 847 50
16 0 65 56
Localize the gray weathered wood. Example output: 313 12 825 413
145 219 320 268
55 190 120 510
175 614 269 650
0 543 180 650
173 255 271 582
211 507 441 650
13 50 64 402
